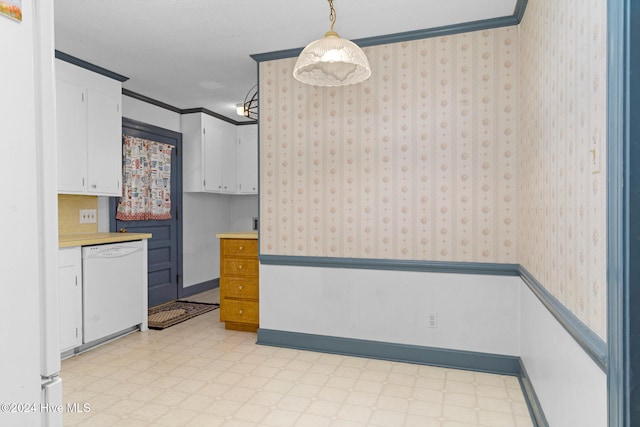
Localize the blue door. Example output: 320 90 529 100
110 118 183 308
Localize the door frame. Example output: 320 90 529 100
109 117 184 300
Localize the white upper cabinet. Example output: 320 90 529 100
182 113 257 195
56 60 122 196
86 90 122 195
56 80 87 193
237 124 258 194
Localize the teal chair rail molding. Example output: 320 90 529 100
258 254 607 373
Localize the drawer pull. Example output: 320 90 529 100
238 265 244 270
238 246 244 251
238 285 243 290
238 309 244 315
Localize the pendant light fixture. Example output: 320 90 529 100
293 0 371 87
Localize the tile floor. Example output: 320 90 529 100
61 289 534 427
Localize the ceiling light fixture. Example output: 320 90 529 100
237 84 258 120
293 0 371 87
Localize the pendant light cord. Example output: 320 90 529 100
328 0 336 32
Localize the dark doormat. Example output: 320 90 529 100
148 300 219 330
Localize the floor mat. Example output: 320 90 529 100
147 300 219 330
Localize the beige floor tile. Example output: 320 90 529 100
404 414 442 426
60 288 534 427
295 413 333 427
442 404 479 424
443 392 477 408
377 394 411 412
478 410 519 426
317 386 350 403
306 399 342 417
154 408 200 426
202 398 243 417
232 402 270 423
444 379 477 395
368 408 407 426
261 408 301 427
407 399 443 418
336 403 372 424
330 420 369 427
276 394 312 412
247 390 285 407
345 390 378 407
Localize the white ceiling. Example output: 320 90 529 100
54 0 518 123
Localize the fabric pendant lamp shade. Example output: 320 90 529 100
293 31 371 87
293 0 371 87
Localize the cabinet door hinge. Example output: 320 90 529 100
175 208 179 220
75 276 77 286
75 328 78 338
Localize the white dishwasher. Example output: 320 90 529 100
82 241 144 343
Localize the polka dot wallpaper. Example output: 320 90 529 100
518 0 607 339
259 0 607 340
260 28 518 263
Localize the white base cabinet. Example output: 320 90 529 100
56 59 122 196
58 247 82 354
182 113 257 194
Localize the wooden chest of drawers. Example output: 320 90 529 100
219 237 259 332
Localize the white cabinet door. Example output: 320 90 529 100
237 124 258 194
221 123 237 193
181 113 206 192
202 114 237 193
56 59 122 196
87 89 122 196
58 247 82 354
203 114 223 192
181 113 256 194
56 80 87 193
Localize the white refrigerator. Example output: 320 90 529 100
0 0 62 426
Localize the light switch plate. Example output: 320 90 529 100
79 209 97 224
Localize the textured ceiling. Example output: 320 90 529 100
54 0 518 123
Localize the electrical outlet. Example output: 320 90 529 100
426 312 438 328
79 209 97 224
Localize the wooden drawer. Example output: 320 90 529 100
221 299 259 324
221 277 259 299
223 239 258 257
222 258 259 276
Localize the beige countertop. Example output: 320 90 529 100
216 231 258 239
59 232 153 248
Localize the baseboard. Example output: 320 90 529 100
180 278 219 298
257 328 547 426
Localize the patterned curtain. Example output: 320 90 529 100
116 135 173 221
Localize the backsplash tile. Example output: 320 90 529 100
58 194 99 235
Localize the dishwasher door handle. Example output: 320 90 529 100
83 244 142 259
92 247 141 258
